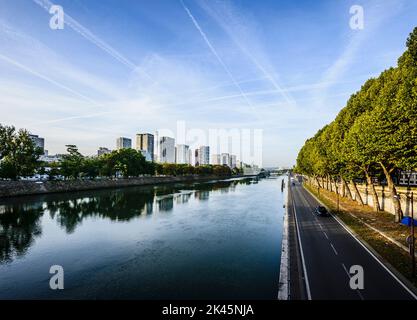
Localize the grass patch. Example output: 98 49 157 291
304 183 417 288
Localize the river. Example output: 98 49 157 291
0 176 286 299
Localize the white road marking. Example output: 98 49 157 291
341 263 365 300
304 186 417 300
323 231 329 240
330 243 338 255
291 187 312 300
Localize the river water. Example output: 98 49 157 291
0 176 285 299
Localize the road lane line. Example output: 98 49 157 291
341 263 364 300
291 186 312 300
323 231 329 240
330 243 338 255
304 186 417 300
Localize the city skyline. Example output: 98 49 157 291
1 0 417 167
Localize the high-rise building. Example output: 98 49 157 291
136 133 154 161
116 137 132 150
194 149 200 166
229 155 237 169
175 144 190 164
98 147 111 156
159 136 175 163
139 150 152 161
199 146 210 165
221 153 230 166
188 149 193 165
29 134 45 153
154 131 160 162
211 154 221 165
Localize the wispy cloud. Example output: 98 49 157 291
197 0 297 108
33 0 137 71
180 0 255 112
314 0 406 108
0 53 103 107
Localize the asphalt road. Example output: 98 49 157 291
290 180 417 300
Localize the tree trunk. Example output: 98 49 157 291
315 176 322 188
333 178 339 195
380 163 403 222
329 175 333 192
341 178 353 200
364 169 380 212
351 181 364 206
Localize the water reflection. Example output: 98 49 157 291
0 203 44 263
0 178 257 264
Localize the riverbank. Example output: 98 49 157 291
304 183 417 288
0 175 243 198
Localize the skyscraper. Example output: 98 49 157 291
136 133 154 161
221 153 230 166
175 144 190 164
98 147 111 156
229 155 237 169
29 134 45 153
199 146 210 165
211 154 221 165
159 136 175 163
194 148 200 166
116 137 132 150
154 131 160 162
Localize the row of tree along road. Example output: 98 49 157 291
0 125 241 182
295 27 417 223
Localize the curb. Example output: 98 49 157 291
277 175 290 300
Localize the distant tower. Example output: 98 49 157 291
29 134 45 154
136 133 154 161
159 136 175 163
199 146 210 165
116 137 132 150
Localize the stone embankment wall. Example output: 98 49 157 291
0 175 235 198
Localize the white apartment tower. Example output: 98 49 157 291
175 144 190 164
199 146 210 165
159 136 175 163
211 154 221 165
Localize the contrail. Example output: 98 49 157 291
30 111 114 126
0 53 103 108
32 0 155 82
180 0 255 111
197 1 296 107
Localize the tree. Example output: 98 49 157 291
0 127 41 180
295 27 417 222
81 157 102 179
101 149 147 178
60 145 84 179
0 124 15 160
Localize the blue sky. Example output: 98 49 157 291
0 0 416 167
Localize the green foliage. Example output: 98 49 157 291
60 145 84 179
295 27 417 220
0 126 237 181
99 148 151 178
0 125 41 180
